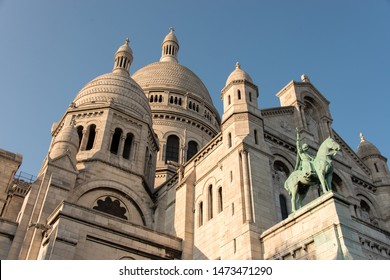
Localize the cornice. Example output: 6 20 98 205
261 106 295 118
152 112 220 137
332 130 371 176
221 79 258 96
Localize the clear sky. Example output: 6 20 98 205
0 0 389 176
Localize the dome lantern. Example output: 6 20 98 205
113 38 133 76
160 27 179 63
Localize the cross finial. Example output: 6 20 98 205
235 62 240 69
125 38 130 45
169 26 175 33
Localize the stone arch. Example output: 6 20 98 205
70 179 152 226
165 134 180 163
186 140 199 162
331 172 351 198
355 193 380 226
270 152 295 221
303 96 321 141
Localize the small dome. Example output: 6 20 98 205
116 38 133 54
225 62 253 86
163 27 179 45
50 120 79 160
357 133 381 159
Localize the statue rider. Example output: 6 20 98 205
294 128 314 179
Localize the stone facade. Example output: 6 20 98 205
1 29 389 260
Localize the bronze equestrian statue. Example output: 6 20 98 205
284 129 340 212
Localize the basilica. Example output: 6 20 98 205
0 29 389 260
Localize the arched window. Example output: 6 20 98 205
110 128 122 154
122 133 133 159
279 194 288 220
228 132 232 148
228 95 231 105
249 92 252 102
165 135 180 163
208 185 213 220
186 141 199 162
158 95 163 102
86 124 96 151
218 187 223 213
238 90 241 100
359 199 372 223
199 202 203 227
77 125 83 148
150 95 154 102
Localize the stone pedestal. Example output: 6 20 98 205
260 192 365 260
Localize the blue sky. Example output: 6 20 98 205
0 0 389 176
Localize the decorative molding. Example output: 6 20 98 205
261 106 295 117
112 112 144 128
152 113 219 137
351 176 377 193
193 133 223 164
221 79 258 95
264 132 296 153
358 235 390 259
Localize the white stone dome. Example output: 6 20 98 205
73 73 151 120
226 62 253 86
132 61 213 104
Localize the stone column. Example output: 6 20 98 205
79 128 88 151
118 135 125 157
241 149 253 223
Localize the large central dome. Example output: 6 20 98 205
131 28 221 188
132 61 213 104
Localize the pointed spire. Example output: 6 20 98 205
113 38 133 76
160 27 179 63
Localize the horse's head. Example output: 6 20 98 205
324 137 341 157
318 137 341 158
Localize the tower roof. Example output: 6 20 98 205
357 132 382 159
225 62 253 86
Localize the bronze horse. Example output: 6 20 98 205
284 137 340 212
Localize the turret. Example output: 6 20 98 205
112 38 133 76
357 133 390 186
160 27 179 63
221 62 259 123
